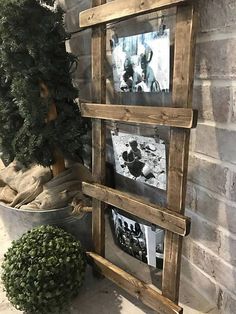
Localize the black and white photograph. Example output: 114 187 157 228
111 131 167 190
111 29 170 93
110 207 164 268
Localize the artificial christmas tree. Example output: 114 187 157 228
0 0 89 170
0 0 92 247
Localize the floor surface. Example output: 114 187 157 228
0 209 219 314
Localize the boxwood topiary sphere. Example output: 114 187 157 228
1 225 87 313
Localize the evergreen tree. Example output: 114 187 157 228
0 0 89 167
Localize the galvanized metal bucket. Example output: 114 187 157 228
0 202 93 250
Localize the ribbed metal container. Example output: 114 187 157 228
0 202 93 250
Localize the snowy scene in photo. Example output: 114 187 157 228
111 131 167 190
111 29 170 93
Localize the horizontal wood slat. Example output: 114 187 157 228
80 103 198 128
80 0 187 28
82 182 191 236
87 252 183 314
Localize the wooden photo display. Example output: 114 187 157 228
79 0 198 313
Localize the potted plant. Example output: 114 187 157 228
0 0 92 247
1 225 86 313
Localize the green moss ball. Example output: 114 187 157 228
1 225 86 313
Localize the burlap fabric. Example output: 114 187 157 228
0 160 92 210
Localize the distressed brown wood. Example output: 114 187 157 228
162 3 198 303
83 182 191 236
80 103 198 128
79 0 187 28
91 0 106 257
81 0 198 311
87 252 183 314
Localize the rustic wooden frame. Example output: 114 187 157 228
79 1 197 313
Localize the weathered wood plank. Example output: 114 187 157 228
80 103 198 128
80 0 187 28
82 182 191 236
91 0 106 257
87 252 183 314
162 3 198 303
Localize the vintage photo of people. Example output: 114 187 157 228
111 29 170 93
111 207 164 268
111 131 167 190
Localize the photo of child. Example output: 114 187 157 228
111 29 170 93
111 131 167 190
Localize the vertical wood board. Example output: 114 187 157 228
162 3 198 303
91 0 107 257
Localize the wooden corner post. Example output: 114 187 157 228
162 3 198 303
91 0 106 257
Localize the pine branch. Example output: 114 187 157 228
0 0 89 167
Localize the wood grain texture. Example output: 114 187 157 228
82 182 191 236
162 3 198 303
79 0 187 28
82 0 198 310
80 103 198 128
87 252 183 314
91 0 106 257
